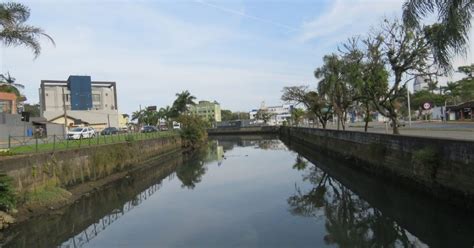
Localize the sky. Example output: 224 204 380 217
1 0 472 114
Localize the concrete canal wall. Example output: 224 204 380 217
0 136 182 194
280 127 474 207
207 126 279 135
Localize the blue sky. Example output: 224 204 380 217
1 0 472 114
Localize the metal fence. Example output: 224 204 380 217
0 131 178 154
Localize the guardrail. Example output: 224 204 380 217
0 131 179 155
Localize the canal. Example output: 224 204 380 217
1 136 473 247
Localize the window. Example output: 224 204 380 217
0 100 12 113
64 94 70 102
92 94 101 102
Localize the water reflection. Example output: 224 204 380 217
288 162 421 247
284 139 474 248
2 136 473 248
1 154 184 248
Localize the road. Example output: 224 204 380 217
326 121 474 141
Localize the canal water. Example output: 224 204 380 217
1 136 473 248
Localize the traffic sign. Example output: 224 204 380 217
422 102 432 110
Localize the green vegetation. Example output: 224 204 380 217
132 90 208 149
0 2 55 58
0 173 16 211
413 147 439 166
177 115 208 148
412 147 440 178
403 0 473 70
221 109 250 121
24 183 71 207
8 131 178 155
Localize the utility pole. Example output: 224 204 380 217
107 114 111 128
407 87 412 128
62 87 67 136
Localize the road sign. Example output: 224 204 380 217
422 102 432 110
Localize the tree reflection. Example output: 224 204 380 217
176 151 208 189
175 141 223 189
288 164 418 247
292 155 309 171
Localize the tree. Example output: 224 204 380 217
0 72 23 97
281 86 333 129
231 111 250 120
403 0 473 70
171 90 196 116
315 54 351 130
455 64 474 102
158 105 172 120
221 109 233 121
0 2 55 58
177 115 208 148
411 90 446 111
370 19 434 134
256 109 274 124
23 103 40 117
291 108 305 126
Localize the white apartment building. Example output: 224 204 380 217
249 102 292 126
39 76 119 130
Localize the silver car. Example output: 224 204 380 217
67 127 96 139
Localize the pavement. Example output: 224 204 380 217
330 121 474 141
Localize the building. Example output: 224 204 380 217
188 100 222 122
413 76 429 93
249 102 292 126
0 92 17 114
39 76 119 130
447 101 474 121
118 114 129 130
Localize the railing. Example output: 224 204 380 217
0 131 179 155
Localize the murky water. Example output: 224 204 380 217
2 136 473 248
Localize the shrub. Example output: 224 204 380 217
125 134 135 143
176 115 208 148
0 150 15 157
0 173 16 211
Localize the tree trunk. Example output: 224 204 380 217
341 112 346 131
391 117 399 135
364 104 370 132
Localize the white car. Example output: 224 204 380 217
67 127 96 140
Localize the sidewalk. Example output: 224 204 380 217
326 121 474 141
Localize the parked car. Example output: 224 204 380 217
140 125 158 133
67 127 96 139
390 120 406 127
101 127 119 136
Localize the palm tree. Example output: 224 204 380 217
0 2 55 58
402 0 473 70
131 110 145 125
0 72 23 97
172 90 196 114
315 54 350 130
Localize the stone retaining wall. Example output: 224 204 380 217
280 127 474 207
0 136 182 194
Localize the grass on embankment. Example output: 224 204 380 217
7 131 178 155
